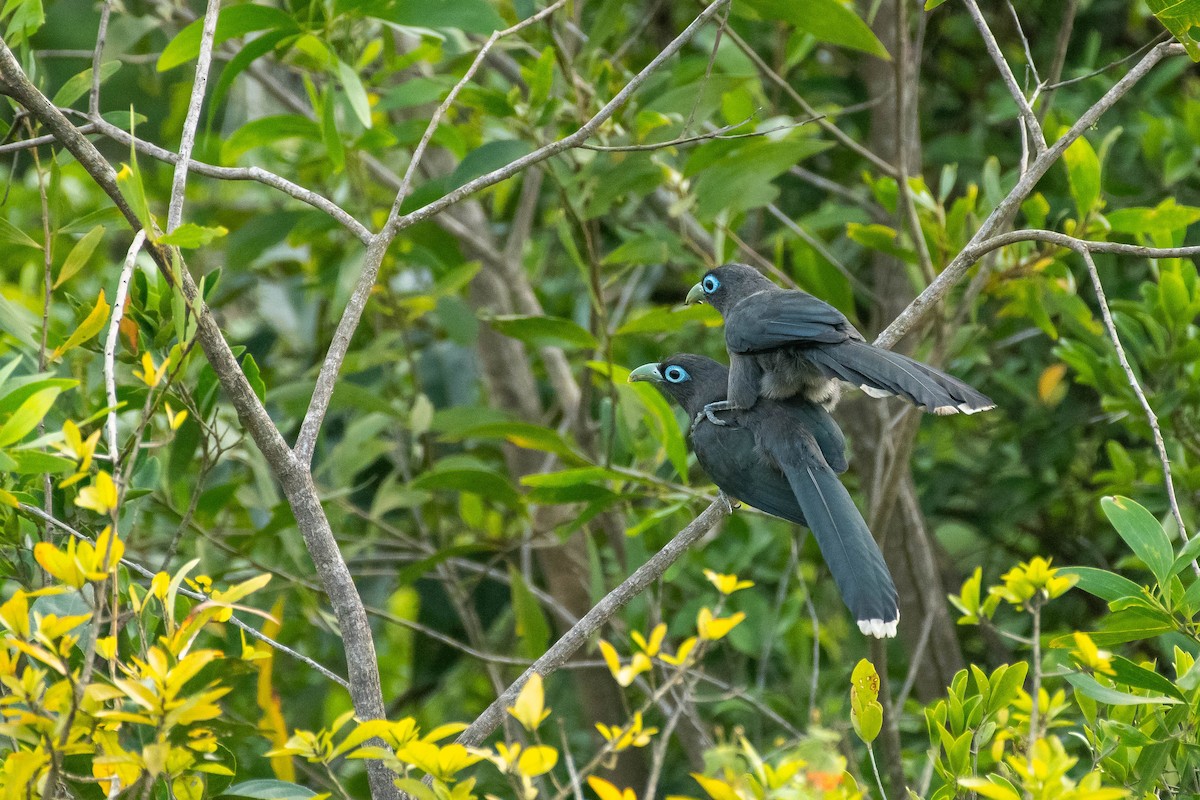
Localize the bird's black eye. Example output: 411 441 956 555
664 365 690 383
702 275 720 293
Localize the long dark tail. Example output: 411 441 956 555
808 340 995 415
783 461 899 638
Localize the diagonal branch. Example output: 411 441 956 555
293 0 733 466
874 42 1185 350
0 39 400 800
166 0 220 232
963 0 1046 158
456 498 730 747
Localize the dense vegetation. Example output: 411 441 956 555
1 0 1200 798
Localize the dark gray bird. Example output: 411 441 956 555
685 263 995 425
629 354 899 638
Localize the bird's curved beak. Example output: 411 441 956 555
628 363 663 383
684 283 705 306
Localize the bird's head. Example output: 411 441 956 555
628 353 728 420
684 263 776 315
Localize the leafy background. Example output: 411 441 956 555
2 0 1200 797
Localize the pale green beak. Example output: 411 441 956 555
628 363 663 383
685 283 705 306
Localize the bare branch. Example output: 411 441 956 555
456 498 730 747
88 0 112 116
875 42 1185 350
294 0 733 465
167 0 221 232
104 231 145 477
0 124 97 154
84 116 371 242
0 41 399 800
963 0 1046 157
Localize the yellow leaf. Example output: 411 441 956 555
1037 363 1069 405
34 541 87 588
588 777 636 800
76 470 118 515
516 744 558 777
691 774 740 800
696 608 745 641
508 672 551 731
703 570 755 595
52 290 110 361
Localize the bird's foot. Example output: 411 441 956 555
716 492 740 514
703 401 735 425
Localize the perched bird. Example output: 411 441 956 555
629 354 899 638
684 263 995 425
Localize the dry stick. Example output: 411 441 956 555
874 42 1185 350
18 503 349 687
295 0 732 466
84 118 371 242
455 499 730 747
720 24 896 177
88 0 112 116
0 124 97 154
963 0 1046 156
961 229 1200 574
103 231 146 471
1037 0 1079 120
166 0 220 232
0 42 399 800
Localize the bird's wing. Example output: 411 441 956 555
691 423 808 528
753 409 899 637
724 291 859 354
775 398 848 474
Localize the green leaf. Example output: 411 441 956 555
0 387 62 448
508 565 550 659
1062 133 1101 220
442 421 586 464
448 140 534 190
1171 533 1200 578
412 468 521 507
55 225 105 288
0 294 39 349
321 86 346 173
211 30 294 112
1107 655 1185 699
242 354 266 403
158 4 298 71
1101 496 1174 588
374 0 506 34
985 662 1028 715
218 779 317 800
615 304 721 336
1061 566 1146 603
691 138 832 218
159 223 229 248
0 215 42 250
5 450 75 474
1064 671 1180 706
740 0 890 59
221 115 322 165
485 314 597 350
1148 0 1200 61
52 61 121 107
336 58 373 129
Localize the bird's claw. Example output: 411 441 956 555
716 492 740 514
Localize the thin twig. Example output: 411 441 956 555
720 23 896 176
875 43 1185 349
456 498 730 747
1078 247 1195 563
294 0 732 466
578 114 823 152
0 124 97 154
83 116 371 242
963 0 1046 156
166 0 221 232
104 231 145 474
88 0 112 116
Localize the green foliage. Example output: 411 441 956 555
2 0 1200 797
